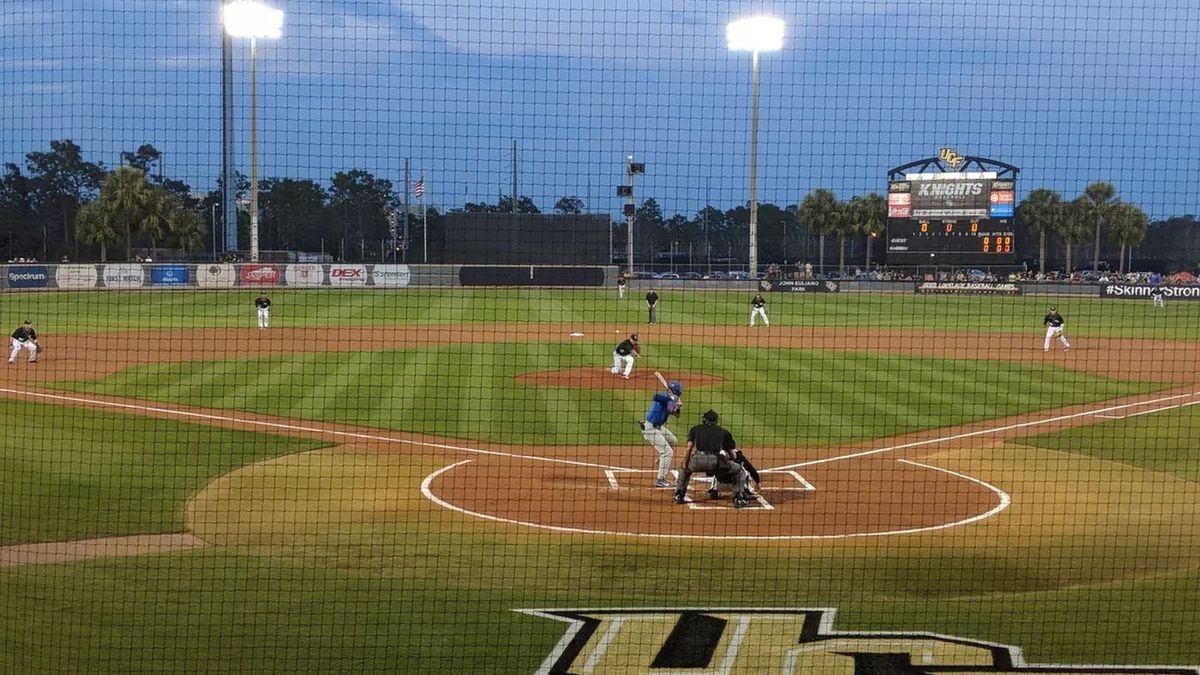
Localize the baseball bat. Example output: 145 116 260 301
654 370 678 399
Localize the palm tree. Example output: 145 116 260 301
1016 188 1064 274
1107 201 1149 273
1059 196 1093 273
169 208 205 252
848 193 886 272
797 189 841 276
75 201 120 262
103 166 151 261
138 188 175 254
1084 181 1116 271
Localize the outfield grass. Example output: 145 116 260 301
55 343 1162 447
0 399 328 545
1018 404 1200 481
1 288 1196 338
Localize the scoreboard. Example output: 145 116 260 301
886 174 1017 265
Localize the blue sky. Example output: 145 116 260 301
2 0 1198 218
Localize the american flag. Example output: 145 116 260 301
413 178 425 198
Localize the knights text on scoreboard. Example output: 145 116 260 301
886 173 1017 265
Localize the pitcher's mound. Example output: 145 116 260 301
516 367 725 389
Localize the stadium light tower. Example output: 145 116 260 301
223 0 283 263
728 16 784 277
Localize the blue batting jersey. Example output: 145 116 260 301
644 392 677 427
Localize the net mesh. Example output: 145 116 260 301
1 0 1199 672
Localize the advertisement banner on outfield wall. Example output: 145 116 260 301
758 280 840 293
101 263 145 289
240 264 281 285
6 265 50 289
1101 284 1200 300
284 263 325 287
371 264 411 287
55 264 99 289
150 265 190 286
329 264 367 287
196 264 236 288
914 281 1022 295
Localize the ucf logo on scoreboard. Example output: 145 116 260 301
520 608 1198 674
939 146 966 169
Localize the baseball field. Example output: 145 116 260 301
2 287 1199 672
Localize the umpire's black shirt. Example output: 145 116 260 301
687 423 736 455
646 291 659 306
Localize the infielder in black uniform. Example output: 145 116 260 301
750 293 769 326
1151 285 1165 308
617 273 627 299
254 295 272 329
674 409 752 508
1043 306 1070 352
8 319 39 364
645 290 659 324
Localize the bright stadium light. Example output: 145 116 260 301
727 16 784 53
728 16 784 277
223 0 283 263
222 0 284 39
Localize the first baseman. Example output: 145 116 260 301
1043 306 1070 352
611 333 640 379
254 294 272 329
750 293 769 326
642 380 683 487
8 319 39 364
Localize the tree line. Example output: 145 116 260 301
0 139 1186 271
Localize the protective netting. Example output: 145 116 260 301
2 0 1199 672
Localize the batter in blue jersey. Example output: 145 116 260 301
641 380 683 487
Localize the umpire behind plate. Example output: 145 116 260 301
674 409 753 508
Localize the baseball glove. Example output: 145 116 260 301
34 341 44 357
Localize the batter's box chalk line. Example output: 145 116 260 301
603 468 814 493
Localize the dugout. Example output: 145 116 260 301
440 213 612 264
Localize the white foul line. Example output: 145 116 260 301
769 391 1199 471
0 387 627 472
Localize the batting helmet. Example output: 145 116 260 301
668 380 682 396
702 409 718 424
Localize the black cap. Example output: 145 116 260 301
630 333 638 341
702 409 718 424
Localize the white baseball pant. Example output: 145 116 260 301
8 339 36 363
611 351 634 377
642 425 677 482
1044 326 1069 351
257 307 270 329
750 307 769 326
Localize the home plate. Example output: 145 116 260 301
569 332 585 337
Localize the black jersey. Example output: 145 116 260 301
687 423 737 455
646 291 659 306
11 326 36 342
1151 287 1164 297
255 296 271 309
617 277 626 286
751 296 766 308
615 339 636 356
1044 312 1064 327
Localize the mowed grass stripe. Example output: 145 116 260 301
56 343 1162 447
2 288 1197 338
0 399 329 546
1016 404 1200 481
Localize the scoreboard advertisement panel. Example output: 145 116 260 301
886 174 1017 265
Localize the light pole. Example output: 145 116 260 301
223 0 283 263
728 16 784 278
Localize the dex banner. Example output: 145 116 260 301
329 264 368 287
102 264 145 289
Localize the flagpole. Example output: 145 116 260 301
421 170 428 263
403 159 410 263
